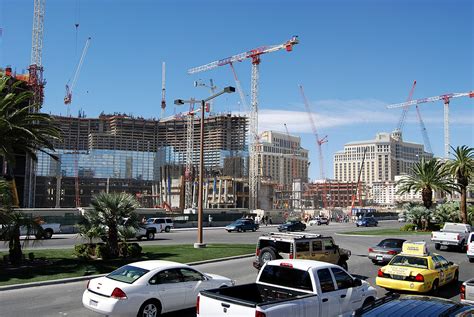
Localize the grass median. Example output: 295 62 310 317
340 228 431 236
0 244 255 287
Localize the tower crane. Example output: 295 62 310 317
161 62 166 118
194 79 217 113
394 80 417 135
387 90 473 158
29 0 46 109
64 37 91 104
299 84 329 209
188 36 299 210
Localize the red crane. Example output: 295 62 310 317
299 85 328 209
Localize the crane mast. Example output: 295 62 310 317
29 0 46 109
187 36 299 210
387 90 473 158
161 62 166 118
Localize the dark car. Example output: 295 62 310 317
278 220 306 232
368 238 406 264
225 219 259 232
353 294 474 317
356 217 378 227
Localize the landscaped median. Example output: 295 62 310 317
0 244 255 287
338 228 431 236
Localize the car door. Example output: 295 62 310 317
322 239 339 264
311 240 324 261
436 255 455 285
330 267 363 313
432 256 447 286
315 268 340 316
179 268 208 307
148 268 185 313
295 241 311 259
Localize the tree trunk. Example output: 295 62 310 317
9 227 22 266
422 188 433 209
460 186 468 224
108 226 119 257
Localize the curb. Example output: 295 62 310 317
335 233 377 237
0 253 254 292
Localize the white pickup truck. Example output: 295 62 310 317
467 232 474 263
431 223 472 252
461 277 474 304
21 223 61 239
197 259 377 317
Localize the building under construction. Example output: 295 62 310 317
35 113 248 208
302 180 362 209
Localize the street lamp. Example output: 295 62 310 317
175 86 235 248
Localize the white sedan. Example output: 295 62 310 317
82 260 234 316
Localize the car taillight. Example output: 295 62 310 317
461 285 466 300
111 287 127 300
289 253 294 259
256 248 260 256
196 295 200 314
387 250 397 255
280 262 293 268
368 248 374 253
415 274 424 282
256 311 266 317
377 269 384 277
457 234 461 241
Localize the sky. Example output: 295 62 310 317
1 0 473 180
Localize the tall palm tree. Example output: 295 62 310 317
446 145 474 224
89 192 140 257
397 158 456 209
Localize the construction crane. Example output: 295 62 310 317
29 0 46 109
387 90 474 158
350 146 368 212
299 85 329 209
64 36 91 104
283 124 297 182
161 62 166 118
194 79 217 113
188 36 299 210
184 98 197 209
393 80 433 154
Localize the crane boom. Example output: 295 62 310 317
395 80 417 133
415 105 433 154
64 37 91 104
187 36 299 210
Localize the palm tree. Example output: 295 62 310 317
397 158 456 209
89 192 140 257
446 145 474 224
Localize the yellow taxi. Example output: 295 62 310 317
376 241 459 293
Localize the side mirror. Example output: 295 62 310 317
448 261 454 266
353 278 362 287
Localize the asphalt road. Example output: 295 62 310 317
1 221 473 316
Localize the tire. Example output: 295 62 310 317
146 231 155 240
356 224 359 227
237 227 242 233
362 297 375 309
371 259 378 264
431 279 439 295
164 226 170 233
339 261 348 271
137 299 161 317
252 228 256 232
453 270 459 284
43 229 53 239
259 247 277 266
469 258 474 263
435 243 441 250
326 223 329 226
137 236 143 241
459 241 466 253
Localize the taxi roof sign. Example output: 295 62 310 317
401 241 429 256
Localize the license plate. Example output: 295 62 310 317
89 299 98 307
391 275 405 280
441 241 449 245
376 255 383 261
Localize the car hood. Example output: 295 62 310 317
205 273 233 285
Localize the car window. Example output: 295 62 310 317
165 219 172 224
107 265 149 284
180 268 203 282
317 268 335 293
435 255 449 267
150 269 183 285
331 268 354 290
390 255 428 269
157 219 165 224
312 241 322 251
470 234 474 243
432 257 442 269
378 239 404 248
296 242 310 252
259 265 313 291
323 239 335 251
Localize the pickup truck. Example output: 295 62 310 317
431 223 472 252
20 223 61 239
461 278 474 305
197 259 377 317
466 232 474 262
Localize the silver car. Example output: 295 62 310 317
368 238 405 264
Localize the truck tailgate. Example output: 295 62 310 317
432 232 459 242
198 292 256 317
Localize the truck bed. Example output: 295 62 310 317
201 283 312 308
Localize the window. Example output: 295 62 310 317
180 268 203 282
389 255 428 269
331 268 354 290
107 265 149 284
296 242 310 252
259 265 313 291
323 239 335 251
312 241 322 251
317 268 335 293
149 269 182 285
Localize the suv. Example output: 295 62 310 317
252 232 351 270
146 217 174 232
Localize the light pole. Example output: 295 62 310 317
175 86 235 248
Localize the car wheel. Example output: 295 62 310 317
362 297 375 309
164 226 170 233
356 224 359 227
146 231 155 240
326 223 329 225
431 280 439 295
435 243 441 250
137 236 143 241
371 259 378 264
43 229 53 239
252 228 256 232
259 247 277 266
237 227 242 232
453 270 459 284
138 299 161 317
469 258 474 263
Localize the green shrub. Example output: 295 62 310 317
96 244 112 259
118 242 129 258
400 223 417 231
127 243 142 258
74 244 89 259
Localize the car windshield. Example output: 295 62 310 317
389 255 428 269
107 265 149 284
377 239 404 248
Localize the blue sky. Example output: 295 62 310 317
1 0 473 180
